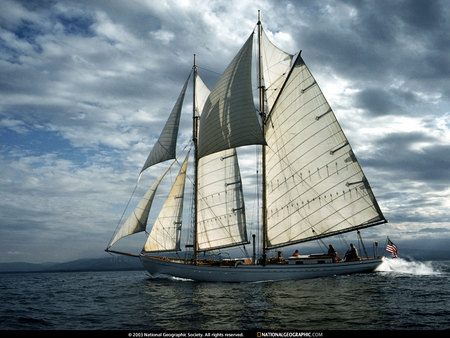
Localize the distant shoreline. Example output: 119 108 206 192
0 267 144 274
0 256 144 274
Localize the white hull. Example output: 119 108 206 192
140 255 384 282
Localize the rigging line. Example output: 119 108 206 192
111 145 191 249
196 66 221 76
337 234 347 252
315 240 324 253
242 245 250 258
175 142 195 185
106 178 140 249
312 229 328 250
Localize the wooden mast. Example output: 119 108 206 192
192 54 199 264
258 11 267 264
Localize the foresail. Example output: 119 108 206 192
140 74 190 174
108 162 174 248
143 152 189 252
261 28 294 112
265 54 386 249
197 149 248 250
198 34 266 159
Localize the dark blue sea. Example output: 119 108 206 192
0 258 449 334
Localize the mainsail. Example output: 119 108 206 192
263 51 386 248
195 74 248 251
143 152 189 252
140 74 190 174
108 163 174 248
198 33 266 159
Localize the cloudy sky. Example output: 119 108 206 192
1 0 449 264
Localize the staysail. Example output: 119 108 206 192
195 74 248 250
140 74 190 174
143 152 190 252
263 40 386 249
108 162 174 248
198 33 266 159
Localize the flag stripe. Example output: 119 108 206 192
386 238 398 258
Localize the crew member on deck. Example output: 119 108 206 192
277 251 283 262
344 243 360 261
292 250 299 257
328 244 339 262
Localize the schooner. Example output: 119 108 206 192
106 15 388 282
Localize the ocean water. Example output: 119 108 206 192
0 258 448 331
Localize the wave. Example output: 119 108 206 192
376 257 442 275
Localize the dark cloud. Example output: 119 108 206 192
364 132 450 189
354 87 423 117
355 88 400 117
291 0 450 102
419 227 450 233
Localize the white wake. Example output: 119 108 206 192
376 257 442 275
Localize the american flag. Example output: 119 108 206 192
386 238 398 258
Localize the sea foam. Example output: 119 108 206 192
376 257 441 275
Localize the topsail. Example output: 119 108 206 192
198 34 266 159
261 28 294 112
141 74 190 174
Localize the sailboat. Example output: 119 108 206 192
106 15 388 282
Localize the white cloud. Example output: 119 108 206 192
0 118 29 134
150 29 175 44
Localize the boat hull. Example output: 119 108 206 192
139 255 384 282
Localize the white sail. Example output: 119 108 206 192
195 74 248 251
197 147 248 250
195 73 210 115
261 28 294 112
108 163 174 248
198 34 266 158
141 74 190 173
264 54 385 249
143 152 189 252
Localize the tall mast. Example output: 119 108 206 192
257 11 268 263
193 54 199 264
